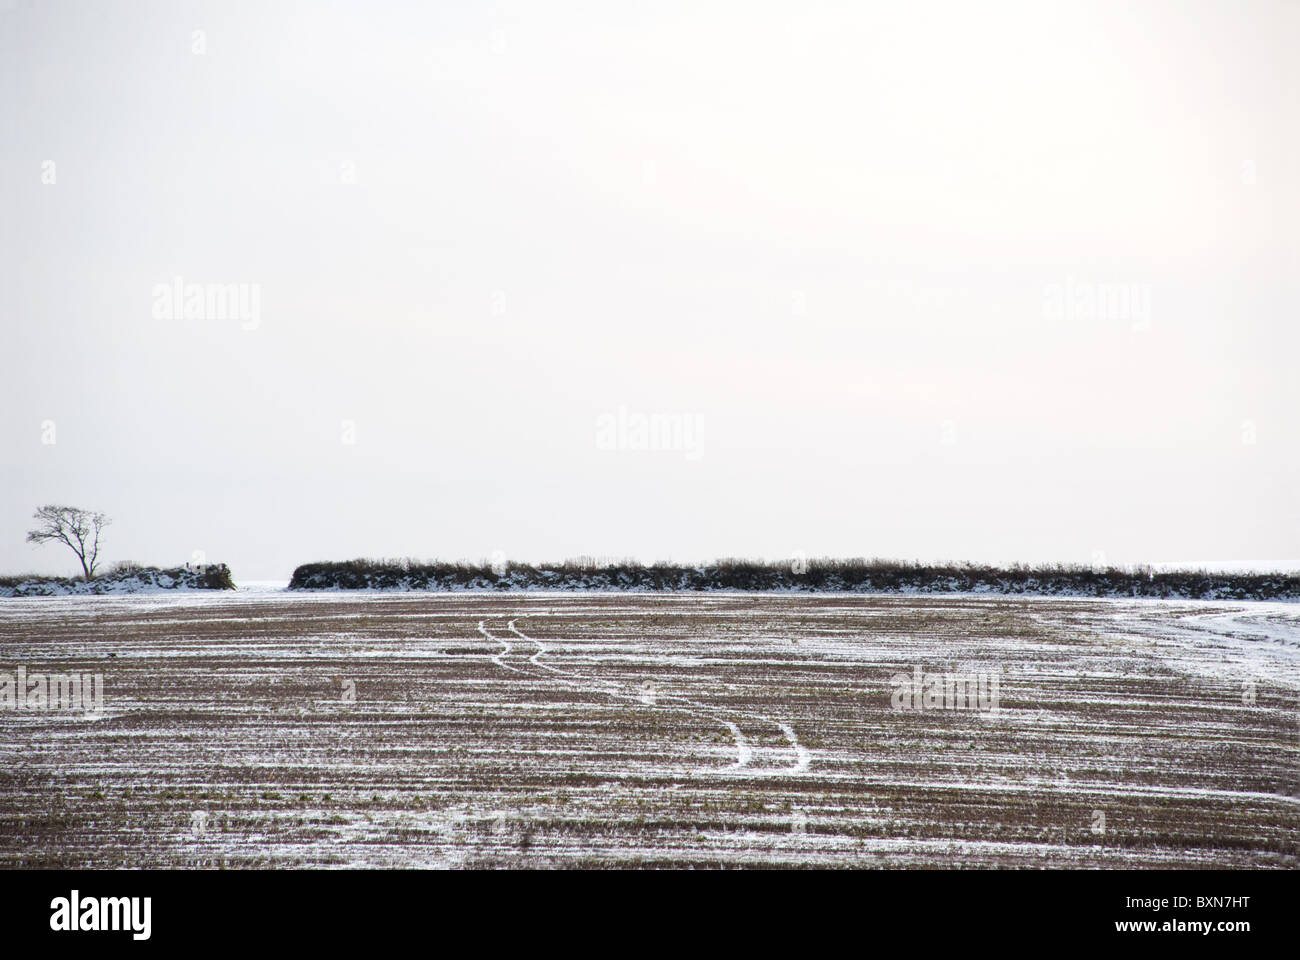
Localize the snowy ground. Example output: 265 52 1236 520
0 593 1295 868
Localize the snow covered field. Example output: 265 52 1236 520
1 593 1296 868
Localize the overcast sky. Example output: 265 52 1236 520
1 0 1297 581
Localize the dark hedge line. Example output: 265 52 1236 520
288 558 1300 600
0 564 236 596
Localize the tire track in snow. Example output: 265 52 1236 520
477 620 522 673
722 721 753 768
777 722 811 774
502 619 752 771
509 619 811 775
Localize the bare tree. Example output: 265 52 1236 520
26 505 110 579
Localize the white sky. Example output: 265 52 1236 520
2 0 1297 580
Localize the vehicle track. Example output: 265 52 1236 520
506 618 810 776
477 619 522 673
478 619 751 771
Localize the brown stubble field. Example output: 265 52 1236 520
0 592 1296 868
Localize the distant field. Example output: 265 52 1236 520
1 593 1297 868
